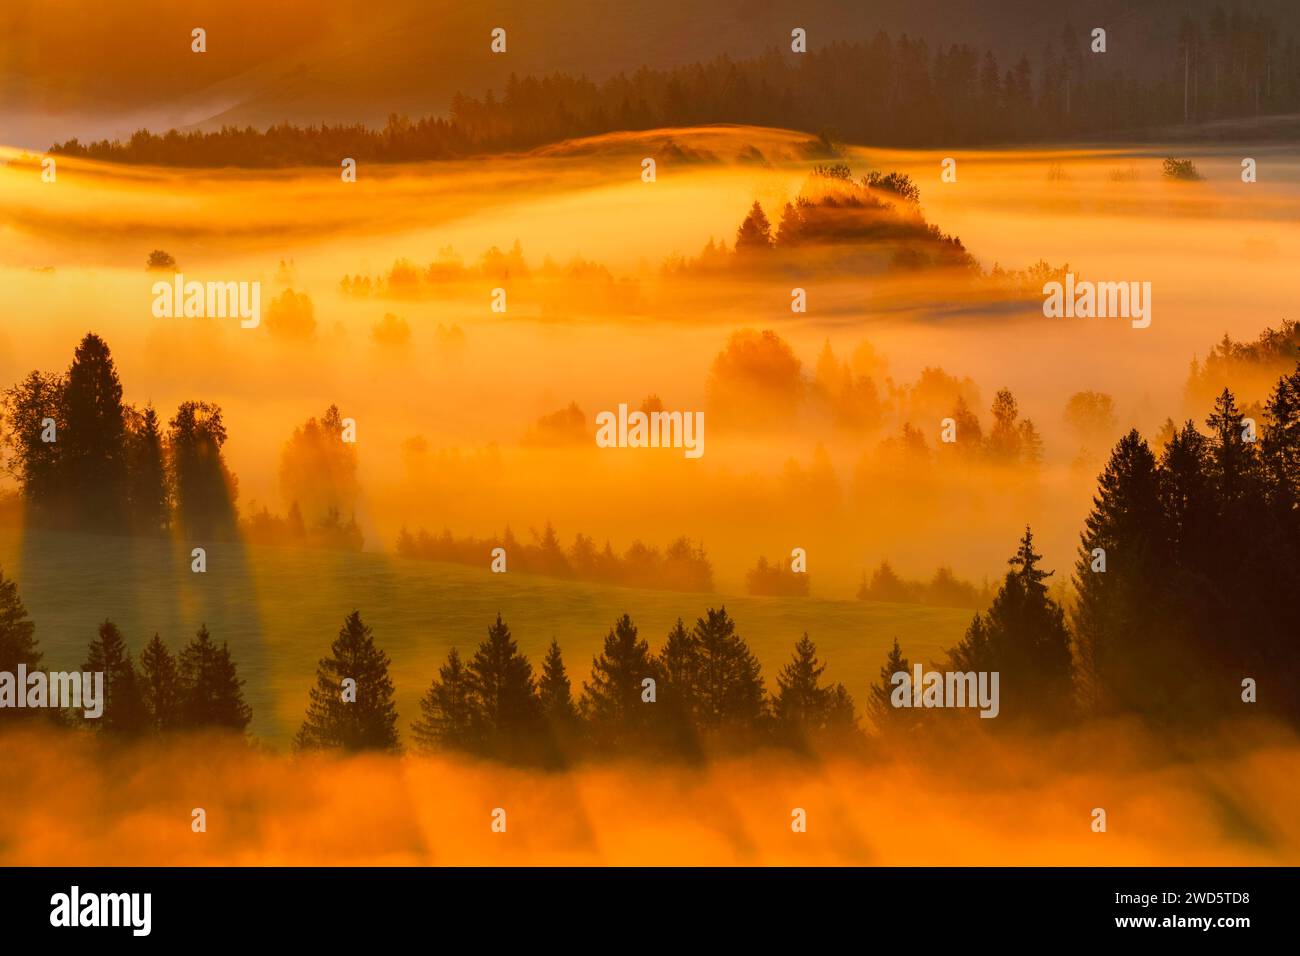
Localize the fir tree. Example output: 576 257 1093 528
61 333 129 531
81 620 148 734
581 614 659 748
962 528 1074 725
467 614 540 758
0 564 40 673
1071 430 1166 714
691 606 765 735
126 404 170 535
295 610 400 752
657 618 700 742
869 638 917 735
139 633 182 731
178 625 252 732
538 639 577 724
773 634 829 729
735 201 774 252
537 639 580 762
411 647 478 753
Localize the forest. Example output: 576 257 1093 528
43 12 1300 168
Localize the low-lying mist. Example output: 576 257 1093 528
2 718 1296 865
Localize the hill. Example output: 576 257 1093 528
0 527 970 744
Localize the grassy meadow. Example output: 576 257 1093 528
0 526 967 744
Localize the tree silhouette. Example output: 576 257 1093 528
1071 430 1167 714
734 201 774 253
538 638 577 724
80 620 148 734
537 638 580 761
657 618 701 750
0 564 40 675
691 606 766 739
411 647 478 753
773 633 858 745
178 625 252 732
869 638 918 736
295 610 400 752
581 614 659 749
61 333 129 531
139 633 182 732
467 614 540 759
1 371 65 517
168 401 239 539
949 527 1073 725
125 404 169 535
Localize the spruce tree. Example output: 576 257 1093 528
0 564 40 673
139 633 182 731
581 614 658 748
657 618 700 749
536 639 580 762
869 638 918 736
467 614 540 758
735 201 774 252
168 401 239 539
968 528 1074 725
126 404 170 535
295 610 400 752
61 333 129 531
538 639 577 724
1 371 65 517
773 634 830 731
81 620 148 734
411 647 478 753
1070 430 1166 714
691 606 765 736
178 625 252 732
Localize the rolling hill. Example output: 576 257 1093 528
0 526 971 744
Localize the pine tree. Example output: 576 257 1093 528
735 201 774 252
0 564 40 673
411 647 478 753
966 527 1074 725
467 613 540 758
178 625 252 732
139 633 182 731
537 639 580 762
869 638 917 735
773 633 830 730
1 371 65 517
81 620 148 734
295 610 400 752
168 401 239 539
660 616 702 743
61 333 129 531
1071 430 1166 714
691 606 765 736
538 639 577 724
126 404 170 535
581 614 659 748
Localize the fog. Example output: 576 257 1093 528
2 719 1295 865
3 126 1299 592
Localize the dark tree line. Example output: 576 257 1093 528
1073 368 1300 725
288 606 860 763
0 568 252 734
397 522 714 593
47 15 1300 169
1 333 238 538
